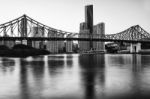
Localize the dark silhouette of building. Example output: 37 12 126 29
85 5 93 34
85 5 93 49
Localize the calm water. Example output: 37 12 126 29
0 54 150 99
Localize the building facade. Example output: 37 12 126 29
85 5 93 49
79 5 105 52
85 5 93 34
31 26 45 49
66 34 73 53
93 23 105 51
79 22 90 52
47 30 58 53
0 34 15 48
58 33 65 53
46 30 64 53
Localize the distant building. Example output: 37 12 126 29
47 30 58 53
93 23 105 51
0 40 15 48
85 5 93 49
31 26 44 49
73 43 79 53
58 33 65 53
85 5 93 34
79 5 94 51
79 22 90 52
79 5 106 52
47 30 64 53
0 34 15 48
66 34 73 53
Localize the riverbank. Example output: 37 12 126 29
0 44 50 57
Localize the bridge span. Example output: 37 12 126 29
0 15 150 53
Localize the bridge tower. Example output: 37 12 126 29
20 15 27 37
19 15 28 45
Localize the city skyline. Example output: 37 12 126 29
0 0 150 34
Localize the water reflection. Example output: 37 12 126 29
79 54 105 99
66 54 73 67
132 54 142 72
0 58 15 73
48 55 65 76
19 56 46 99
0 54 150 99
19 59 30 99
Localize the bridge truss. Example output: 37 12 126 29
0 14 150 43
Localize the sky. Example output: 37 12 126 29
0 0 150 34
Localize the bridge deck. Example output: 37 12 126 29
0 37 150 43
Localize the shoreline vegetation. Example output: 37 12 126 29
1 44 150 57
0 44 50 57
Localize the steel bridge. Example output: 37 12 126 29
0 14 150 43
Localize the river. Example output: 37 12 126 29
0 54 150 99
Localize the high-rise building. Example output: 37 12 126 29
79 5 105 52
85 5 93 34
79 22 90 52
93 23 105 51
85 5 93 49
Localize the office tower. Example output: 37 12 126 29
85 5 93 49
93 23 105 51
85 5 93 34
79 22 90 52
31 26 44 49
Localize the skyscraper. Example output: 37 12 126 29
93 23 105 51
85 5 93 34
79 22 90 51
85 5 93 49
79 5 105 52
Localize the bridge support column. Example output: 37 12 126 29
130 43 141 53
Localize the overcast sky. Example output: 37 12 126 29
0 0 150 34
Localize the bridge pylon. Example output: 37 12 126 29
20 15 27 37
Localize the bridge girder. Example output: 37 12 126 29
0 15 150 42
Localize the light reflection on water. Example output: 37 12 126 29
0 54 150 99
